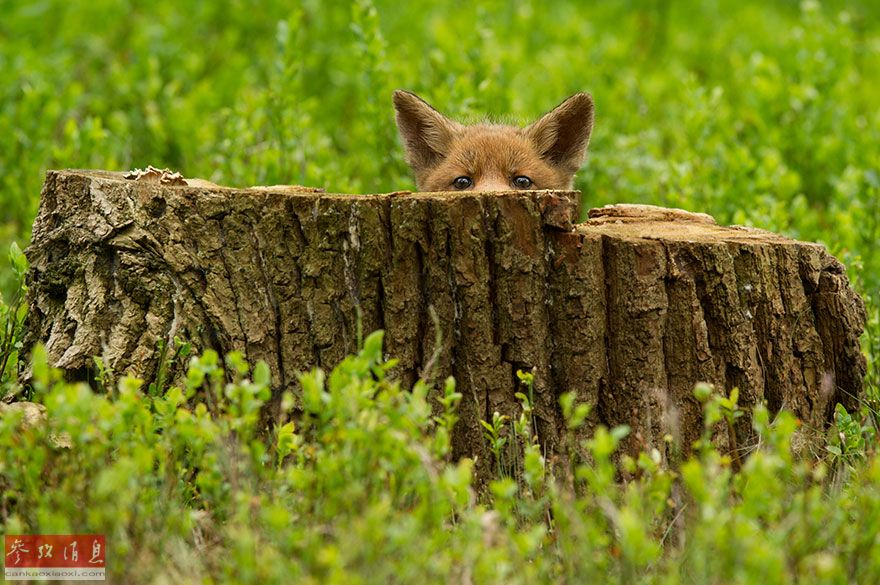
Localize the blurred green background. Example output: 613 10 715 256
2 0 878 301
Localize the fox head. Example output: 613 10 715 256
393 90 594 192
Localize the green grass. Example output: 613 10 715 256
2 328 879 583
2 0 880 582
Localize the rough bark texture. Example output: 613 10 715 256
25 170 867 479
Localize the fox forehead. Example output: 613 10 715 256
423 125 564 189
445 125 542 172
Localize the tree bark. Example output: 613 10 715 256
25 170 866 477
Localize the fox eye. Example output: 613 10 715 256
453 176 473 190
513 176 533 189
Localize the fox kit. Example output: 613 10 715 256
393 90 594 192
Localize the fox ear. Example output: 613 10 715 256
525 93 594 174
393 90 461 174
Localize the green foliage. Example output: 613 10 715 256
0 243 28 396
2 335 880 583
827 403 876 471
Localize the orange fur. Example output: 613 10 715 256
393 91 594 192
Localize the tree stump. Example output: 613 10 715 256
25 170 866 477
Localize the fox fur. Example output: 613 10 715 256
393 90 594 192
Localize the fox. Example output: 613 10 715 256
393 90 594 192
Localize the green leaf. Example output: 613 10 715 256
361 330 384 361
253 361 271 387
9 242 27 278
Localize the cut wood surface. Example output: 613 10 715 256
25 170 866 478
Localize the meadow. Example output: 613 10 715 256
2 0 880 582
